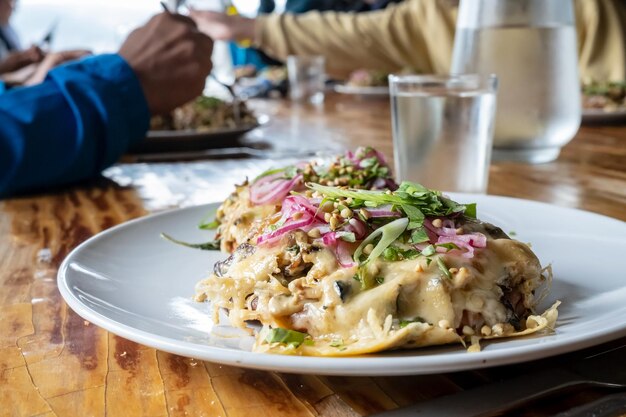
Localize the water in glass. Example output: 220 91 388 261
391 79 496 193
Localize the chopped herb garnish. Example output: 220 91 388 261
375 276 385 285
198 218 220 230
399 317 426 328
436 257 452 279
353 217 409 288
435 242 461 252
336 231 356 243
421 245 436 257
308 181 473 247
265 328 308 347
286 245 300 254
161 233 220 250
330 338 344 348
383 247 399 261
410 228 429 244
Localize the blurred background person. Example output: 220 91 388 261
0 12 213 197
0 0 45 74
191 0 626 82
229 0 404 72
0 0 91 87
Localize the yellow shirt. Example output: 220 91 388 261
255 0 626 81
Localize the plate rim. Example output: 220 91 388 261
57 195 626 376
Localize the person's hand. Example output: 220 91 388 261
24 49 91 86
119 12 214 115
0 45 44 74
189 10 255 42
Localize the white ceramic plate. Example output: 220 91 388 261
334 84 389 97
58 195 626 376
582 108 626 124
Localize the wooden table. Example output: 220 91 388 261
1 94 625 417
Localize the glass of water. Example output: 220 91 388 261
287 55 325 104
451 0 581 164
389 74 498 194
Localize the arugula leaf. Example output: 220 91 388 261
463 203 477 218
410 229 429 244
161 233 220 250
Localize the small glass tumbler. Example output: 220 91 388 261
287 55 325 104
389 74 498 193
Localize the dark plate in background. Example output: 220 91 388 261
130 115 268 154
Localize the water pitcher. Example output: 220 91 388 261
451 0 581 163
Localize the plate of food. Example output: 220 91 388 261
334 70 390 96
581 81 626 123
130 96 263 153
58 148 626 376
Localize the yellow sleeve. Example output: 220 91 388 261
574 0 625 81
254 0 456 78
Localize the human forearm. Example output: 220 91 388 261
0 54 150 197
254 0 457 78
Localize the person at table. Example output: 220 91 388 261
0 12 213 197
190 0 626 81
0 0 92 86
0 0 46 74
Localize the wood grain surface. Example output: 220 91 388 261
1 93 625 417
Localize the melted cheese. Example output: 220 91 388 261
195 221 557 356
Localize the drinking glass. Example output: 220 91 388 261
451 0 581 163
287 55 325 104
389 74 498 193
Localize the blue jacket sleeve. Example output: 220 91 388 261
0 54 150 197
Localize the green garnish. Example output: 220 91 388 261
198 218 220 230
421 245 436 257
375 276 385 285
383 247 399 261
161 233 220 250
436 257 452 279
435 242 461 252
330 338 344 348
308 181 471 243
399 317 426 328
353 218 409 288
265 328 308 348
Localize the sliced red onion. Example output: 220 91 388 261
347 218 367 239
366 207 401 218
250 173 303 205
336 241 357 268
256 215 315 245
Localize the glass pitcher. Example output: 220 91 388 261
451 0 581 163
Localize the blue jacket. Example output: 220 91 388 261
0 54 150 197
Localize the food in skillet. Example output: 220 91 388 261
150 96 257 131
582 81 626 112
194 182 558 356
207 147 397 253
